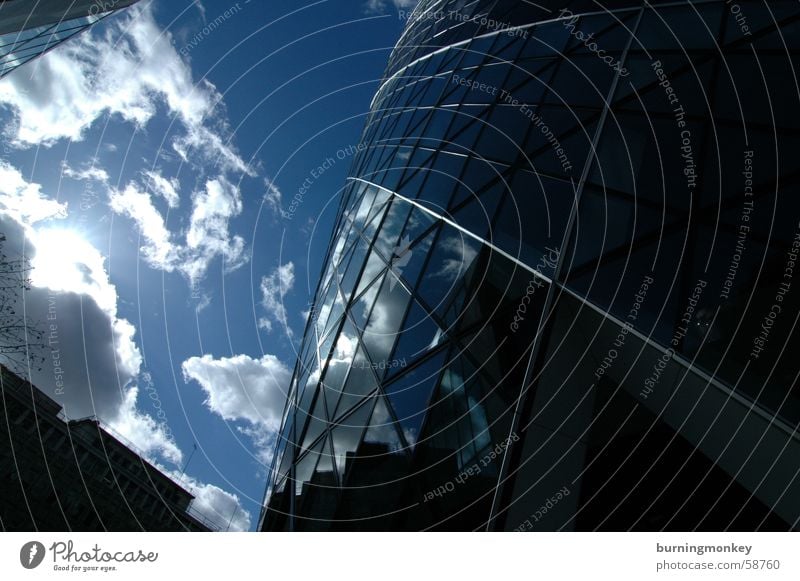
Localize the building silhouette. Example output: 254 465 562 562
0 0 139 79
260 0 800 531
0 365 212 531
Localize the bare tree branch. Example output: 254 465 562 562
0 233 46 376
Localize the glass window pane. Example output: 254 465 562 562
331 400 374 479
361 271 412 369
300 391 327 452
333 346 379 420
384 349 448 449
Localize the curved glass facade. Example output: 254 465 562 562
261 0 800 531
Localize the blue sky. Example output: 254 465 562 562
0 0 416 530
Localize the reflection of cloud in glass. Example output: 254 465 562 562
363 399 404 454
306 359 321 389
346 184 389 229
294 444 320 494
321 332 357 397
333 333 357 361
406 208 424 231
439 369 491 469
351 250 389 324
433 235 478 280
314 283 339 340
328 235 347 273
331 403 372 477
363 274 411 363
403 426 418 446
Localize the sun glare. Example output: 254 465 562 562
30 228 116 313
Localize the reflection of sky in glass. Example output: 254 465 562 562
362 272 411 365
363 398 404 454
320 330 357 408
439 369 490 470
331 401 372 478
332 347 378 420
433 234 478 280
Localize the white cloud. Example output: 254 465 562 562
259 262 295 336
365 0 419 15
108 175 247 284
62 163 110 185
109 386 183 465
23 227 191 466
182 353 290 428
0 218 188 466
237 423 276 466
181 353 292 463
0 3 252 176
193 0 208 24
184 176 247 282
176 471 251 532
151 462 252 532
262 177 282 216
144 170 180 208
0 162 185 466
434 234 478 280
2 0 256 289
0 160 68 226
189 479 251 531
0 170 254 522
30 227 122 328
109 182 180 271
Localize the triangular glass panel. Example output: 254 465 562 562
362 396 405 455
331 399 374 480
362 197 391 245
294 372 319 446
294 438 324 496
300 391 327 452
387 227 436 294
317 323 339 370
353 248 389 301
296 436 339 527
543 54 617 108
314 280 339 340
448 157 501 210
313 436 336 482
275 437 294 484
399 203 437 245
350 184 380 229
338 238 370 303
320 319 359 416
361 271 412 369
333 345 379 420
351 274 384 331
322 290 346 340
374 199 413 258
365 186 392 226
384 349 448 451
385 299 443 380
334 237 359 286
416 224 480 316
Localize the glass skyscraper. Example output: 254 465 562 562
0 0 139 78
260 0 800 531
